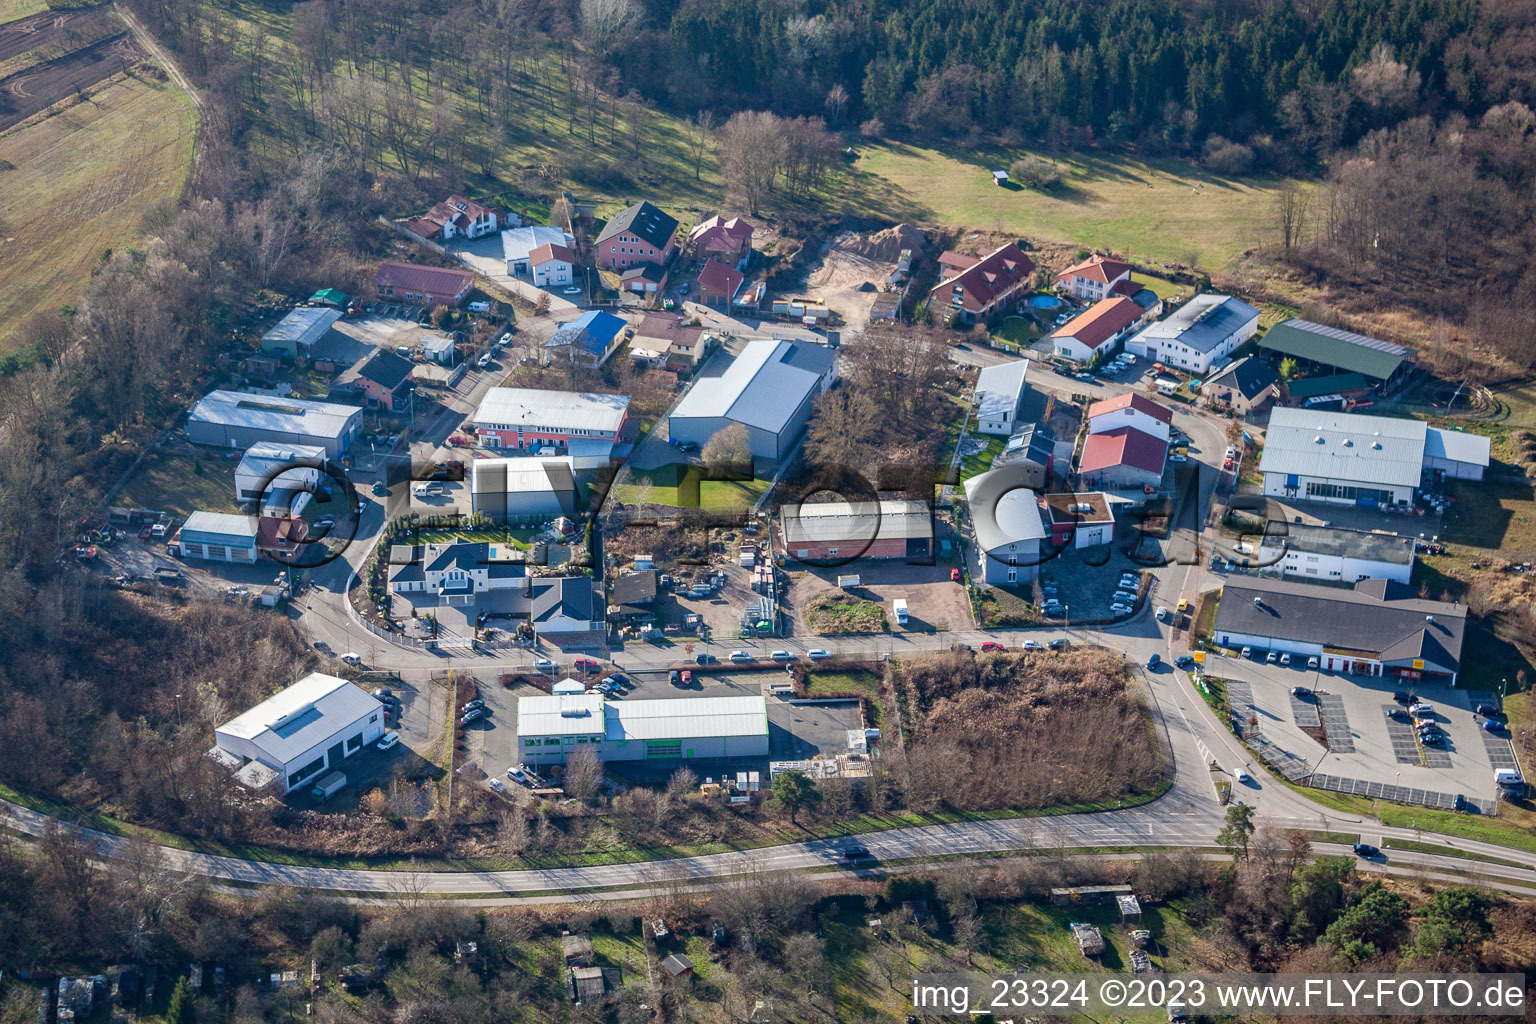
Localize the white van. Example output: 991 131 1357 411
1495 769 1524 786
478 353 492 369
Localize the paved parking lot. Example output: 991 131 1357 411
1038 555 1153 621
786 562 971 634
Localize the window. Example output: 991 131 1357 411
345 734 363 753
645 741 683 759
827 548 838 557
369 714 378 723
288 757 325 789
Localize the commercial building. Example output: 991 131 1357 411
595 201 678 271
1258 408 1489 506
260 307 341 358
1254 524 1416 585
667 339 837 461
472 387 630 457
213 673 385 795
373 261 475 307
778 499 933 561
963 466 1045 585
469 456 578 521
1258 318 1413 387
974 360 1031 436
1050 297 1144 363
235 442 326 506
173 511 259 563
1124 294 1258 375
1040 492 1116 549
927 242 1035 324
187 390 364 456
516 693 770 765
1213 577 1466 683
502 226 576 275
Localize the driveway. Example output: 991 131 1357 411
445 237 584 316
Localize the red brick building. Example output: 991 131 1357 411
778 499 933 562
595 201 678 271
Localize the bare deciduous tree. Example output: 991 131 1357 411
563 747 604 802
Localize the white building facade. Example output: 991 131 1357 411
214 673 386 795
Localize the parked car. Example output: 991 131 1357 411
460 699 485 714
1146 653 1161 669
1387 707 1408 721
770 650 794 661
1049 638 1069 651
1075 372 1094 382
729 650 754 663
534 657 557 673
1308 656 1320 669
1110 602 1133 613
1155 606 1169 622
1169 453 1188 463
1393 691 1414 705
461 707 490 725
1476 703 1501 717
1291 686 1311 698
1454 793 1468 812
376 733 400 751
980 641 1005 652
807 648 832 660
562 286 581 294
1022 640 1043 650
669 670 682 686
674 440 699 453
573 657 601 673
371 687 393 699
950 568 963 582
681 670 694 685
1241 646 1253 658
507 767 529 785
1483 719 1507 733
1422 731 1445 745
1279 653 1292 666
1174 654 1195 669
1414 718 1437 730
1353 843 1380 858
1266 651 1278 663
1409 701 1434 715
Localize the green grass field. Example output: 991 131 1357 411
115 451 243 519
0 71 197 354
806 591 887 633
854 143 1293 270
0 0 46 22
611 466 770 511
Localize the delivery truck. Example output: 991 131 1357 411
893 598 908 625
310 770 347 801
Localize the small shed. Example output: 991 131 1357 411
1070 922 1105 957
552 678 587 695
1116 893 1143 920
1051 884 1135 906
568 966 605 1003
992 170 1009 186
661 954 695 979
561 933 592 967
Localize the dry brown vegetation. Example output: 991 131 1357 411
895 648 1163 811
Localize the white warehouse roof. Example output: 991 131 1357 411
189 390 361 440
1259 408 1427 488
216 673 381 765
262 307 340 347
1425 426 1491 469
502 225 574 263
237 442 327 476
607 695 768 742
518 693 605 736
975 359 1030 423
780 499 933 543
1132 293 1257 354
669 339 835 435
470 456 577 495
474 387 630 434
182 511 258 540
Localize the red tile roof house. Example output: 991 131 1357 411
1078 426 1168 490
374 262 475 307
1086 392 1174 443
1050 296 1146 363
596 201 678 271
688 215 753 268
402 195 506 242
528 243 575 288
926 242 1035 325
1055 253 1133 302
697 259 744 310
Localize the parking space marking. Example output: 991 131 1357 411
1316 693 1355 753
1481 730 1519 772
1309 774 1484 812
1290 693 1320 729
1380 705 1422 764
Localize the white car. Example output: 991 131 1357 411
729 650 754 663
562 286 582 294
1110 602 1133 614
770 650 794 661
534 657 557 673
807 648 832 660
1169 453 1188 463
506 767 529 785
376 732 400 751
1022 640 1043 650
498 332 512 345
488 778 507 793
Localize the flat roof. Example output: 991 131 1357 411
780 499 933 544
182 511 258 540
975 359 1030 423
517 694 605 737
1258 408 1426 488
1425 426 1491 468
1041 492 1115 526
237 442 327 477
217 673 382 765
189 390 362 440
607 695 768 742
1259 319 1411 381
1131 293 1257 353
1257 523 1416 565
669 339 835 435
474 387 630 433
470 456 577 495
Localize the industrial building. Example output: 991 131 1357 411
1213 577 1466 683
1040 492 1116 549
501 225 575 275
778 499 933 561
516 694 770 765
974 360 1032 435
1258 318 1413 387
1258 408 1490 507
173 511 259 563
187 390 364 456
667 339 837 462
963 466 1045 585
234 442 326 507
213 673 386 794
472 387 630 460
469 456 578 521
1125 293 1258 375
260 307 341 359
1254 524 1416 584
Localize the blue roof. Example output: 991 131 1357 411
547 310 626 355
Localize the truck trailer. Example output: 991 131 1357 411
310 770 347 801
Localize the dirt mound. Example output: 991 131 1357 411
841 223 927 263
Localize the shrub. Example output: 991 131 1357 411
859 117 885 140
1201 135 1255 175
1009 154 1063 189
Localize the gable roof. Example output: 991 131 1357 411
263 307 342 349
633 311 704 350
547 310 626 357
975 359 1030 423
620 262 668 283
689 214 753 251
1215 577 1466 669
931 242 1035 313
528 242 574 266
1131 293 1258 354
779 499 933 545
1051 297 1142 350
532 576 596 623
1080 426 1167 474
339 347 414 391
610 570 658 608
1259 318 1411 381
1258 408 1426 488
938 250 981 273
1057 253 1132 285
697 259 743 298
597 201 678 251
1087 392 1173 425
189 390 362 439
963 466 1046 553
1204 355 1277 401
374 261 473 295
669 339 835 435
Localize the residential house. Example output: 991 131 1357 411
620 262 669 294
373 262 474 307
1051 297 1144 363
1055 254 1133 302
528 243 575 288
545 310 627 368
938 250 980 277
334 348 414 412
1202 355 1277 415
1087 392 1173 442
668 338 837 461
689 214 753 267
472 387 630 457
995 423 1057 489
927 242 1035 324
697 259 744 310
609 569 658 618
403 195 505 242
632 311 711 368
388 540 527 606
974 359 1032 436
1079 427 1168 490
1124 293 1259 375
1040 492 1116 549
530 575 601 636
596 201 678 271
963 466 1045 585
778 499 933 561
502 226 575 275
261 307 341 359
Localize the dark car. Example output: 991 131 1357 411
1353 843 1380 858
1291 686 1311 698
675 440 699 453
1454 793 1468 812
460 699 485 714
696 653 717 665
1421 731 1445 745
1476 703 1501 718
1387 707 1408 721
1146 653 1161 669
1050 638 1069 651
669 670 682 686
460 707 490 725
842 844 872 861
1175 654 1195 669
1393 691 1414 705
